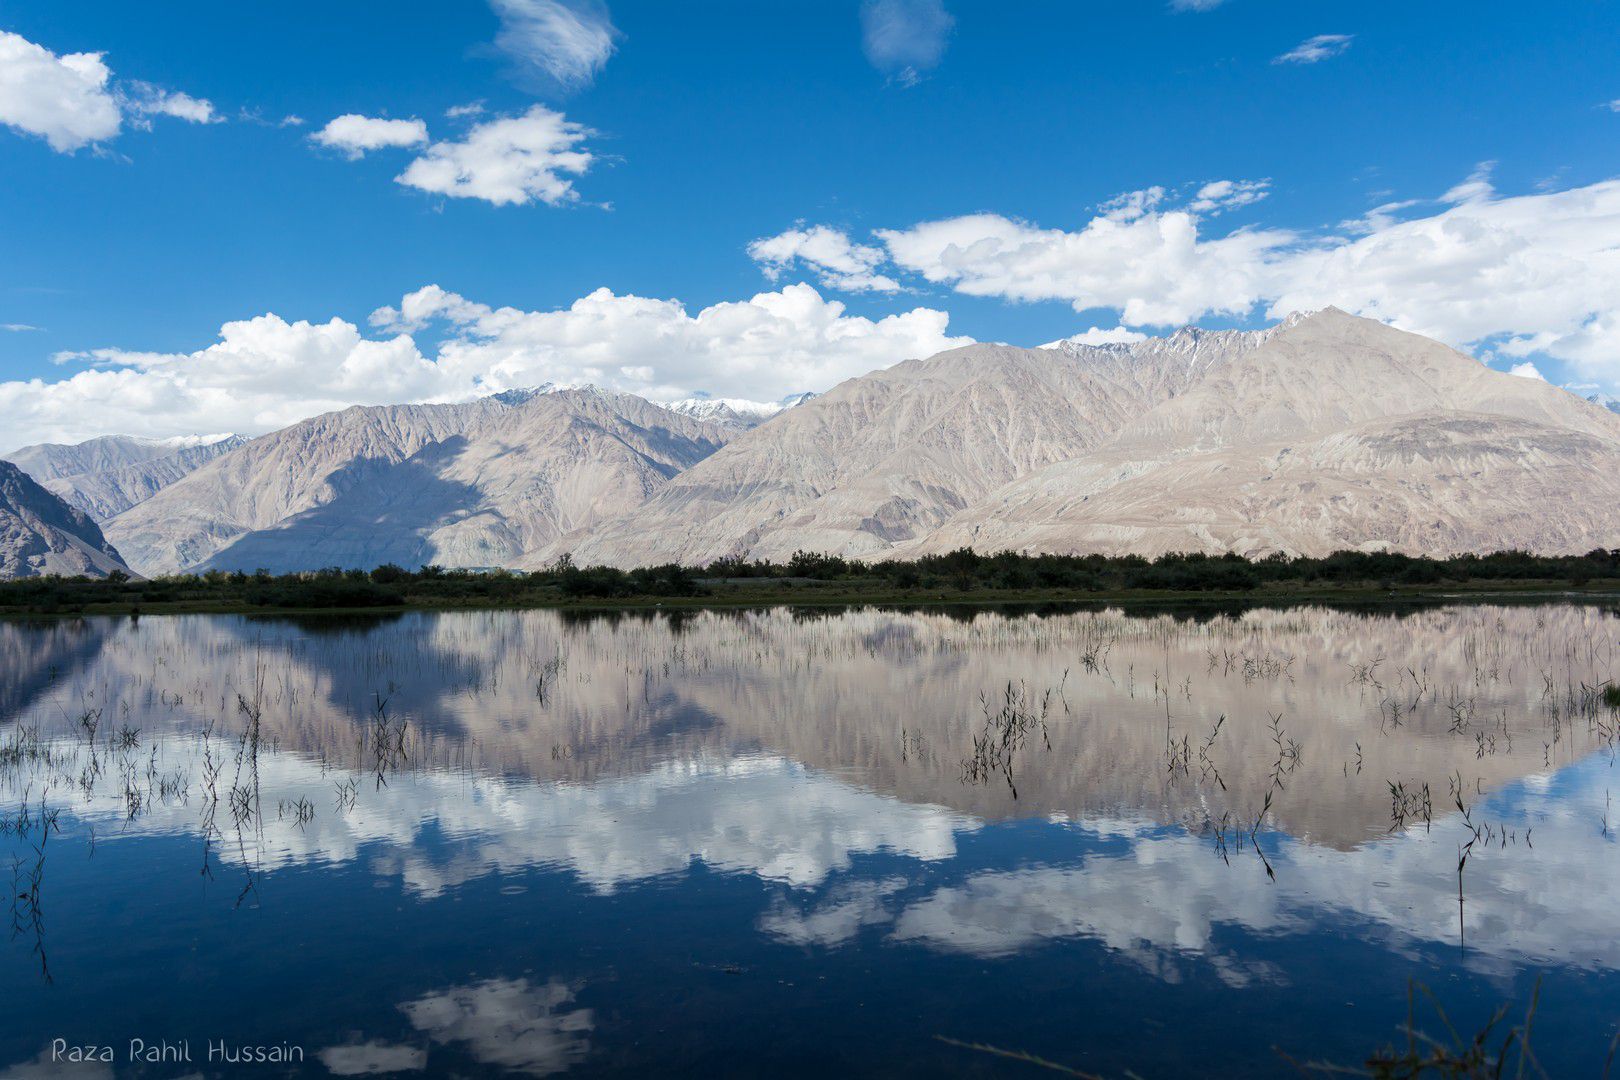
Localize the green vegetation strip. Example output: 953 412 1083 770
3 547 1620 616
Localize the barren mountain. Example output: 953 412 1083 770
558 323 1291 566
105 389 731 576
912 310 1620 557
565 309 1620 566
0 460 132 579
5 433 246 520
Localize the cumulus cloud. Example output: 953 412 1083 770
369 282 968 405
0 284 966 447
1264 178 1620 385
488 0 619 91
760 172 1620 388
875 197 1295 326
0 30 121 151
1508 361 1545 380
0 30 216 153
311 114 430 159
747 225 901 292
2 314 447 448
395 105 594 206
1273 34 1353 65
860 0 954 85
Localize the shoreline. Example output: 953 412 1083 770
3 578 1617 620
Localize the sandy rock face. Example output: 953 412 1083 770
0 460 134 579
4 434 247 521
566 309 1620 566
102 389 734 576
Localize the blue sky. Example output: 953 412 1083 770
2 1 1618 446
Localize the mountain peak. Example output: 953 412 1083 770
486 384 560 406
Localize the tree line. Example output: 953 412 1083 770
1 547 1618 612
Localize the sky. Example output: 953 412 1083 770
1 0 1618 447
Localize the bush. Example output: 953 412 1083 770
251 578 404 609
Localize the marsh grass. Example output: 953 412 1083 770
941 982 1592 1079
1285 980 1565 1079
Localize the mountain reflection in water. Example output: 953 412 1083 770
1 603 1617 1077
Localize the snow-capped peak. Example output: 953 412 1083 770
129 432 240 449
663 392 818 430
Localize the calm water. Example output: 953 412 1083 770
2 603 1618 1077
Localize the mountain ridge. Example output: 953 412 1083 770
0 460 133 579
5 433 248 521
562 309 1620 566
105 387 734 576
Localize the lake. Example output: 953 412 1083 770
2 602 1617 1077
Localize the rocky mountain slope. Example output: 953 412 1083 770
104 389 732 576
5 434 247 520
0 460 133 579
559 322 1292 566
563 309 1620 566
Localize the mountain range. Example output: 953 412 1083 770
4 433 246 521
2 308 1616 580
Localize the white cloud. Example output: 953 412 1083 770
748 225 901 293
0 31 218 153
874 195 1296 326
123 82 218 126
488 0 618 91
1607 100 1620 113
860 0 954 85
311 114 430 159
767 172 1620 389
1508 361 1545 380
1264 178 1620 385
396 105 594 206
0 30 121 151
1 314 449 448
1440 160 1495 205
1 324 39 333
370 282 969 405
1098 185 1167 222
1187 178 1270 215
446 101 486 119
1274 34 1354 65
0 284 965 447
1169 0 1226 9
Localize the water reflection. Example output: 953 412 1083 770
397 978 593 1078
1 603 1617 1076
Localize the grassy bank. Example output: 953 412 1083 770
3 547 1619 617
